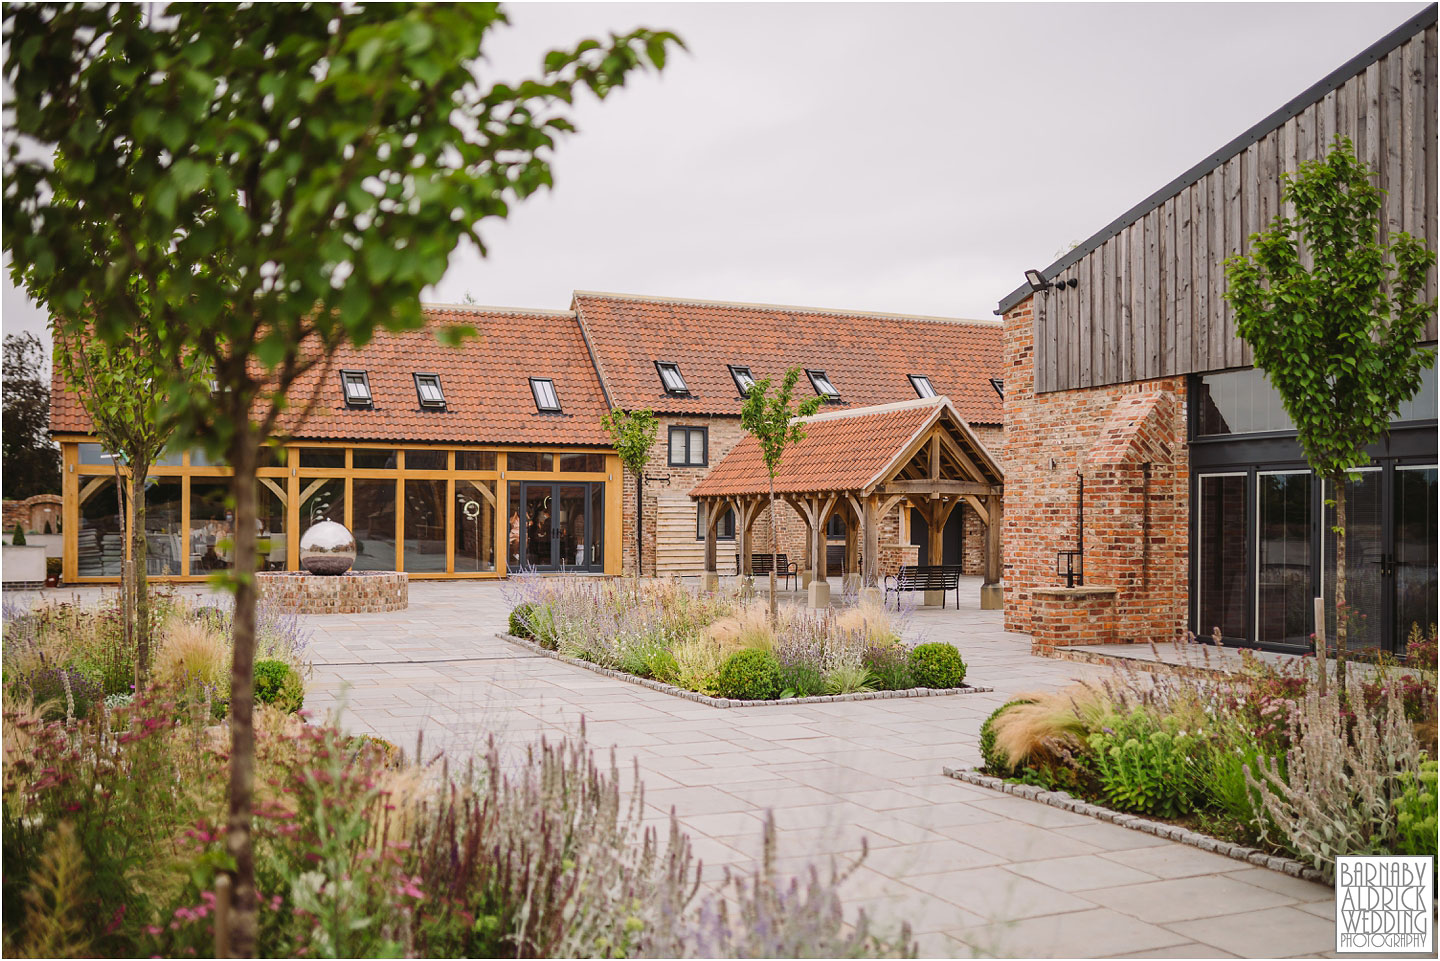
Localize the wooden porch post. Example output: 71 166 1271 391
738 496 758 578
982 494 1003 610
701 497 721 591
861 495 881 598
843 497 860 591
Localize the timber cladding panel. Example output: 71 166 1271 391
1023 11 1437 394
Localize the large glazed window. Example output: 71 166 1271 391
144 478 183 576
403 479 447 573
352 480 397 571
77 476 123 577
1197 473 1247 641
1323 469 1384 652
1395 466 1438 653
1193 369 1292 436
455 480 497 573
1256 471 1312 647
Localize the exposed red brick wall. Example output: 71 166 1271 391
1030 587 1118 655
1001 295 1190 645
3 495 62 533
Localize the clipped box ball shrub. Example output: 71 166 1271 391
716 648 783 700
253 658 305 713
979 699 1033 773
509 603 537 638
908 642 966 689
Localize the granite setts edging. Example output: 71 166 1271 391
498 633 992 708
941 766 1328 885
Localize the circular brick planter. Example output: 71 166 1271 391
257 571 408 614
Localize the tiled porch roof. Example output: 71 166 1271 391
690 396 991 498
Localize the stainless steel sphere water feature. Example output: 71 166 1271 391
299 521 357 575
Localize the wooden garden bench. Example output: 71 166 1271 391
884 564 964 608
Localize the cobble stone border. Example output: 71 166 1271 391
498 632 991 708
941 766 1328 886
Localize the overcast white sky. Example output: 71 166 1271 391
2 1 1424 353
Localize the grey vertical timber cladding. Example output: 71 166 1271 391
1031 16 1437 392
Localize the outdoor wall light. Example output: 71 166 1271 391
1025 268 1078 293
1056 550 1084 588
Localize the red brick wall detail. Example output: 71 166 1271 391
1031 587 1117 655
1001 296 1190 645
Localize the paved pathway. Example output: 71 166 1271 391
287 578 1343 959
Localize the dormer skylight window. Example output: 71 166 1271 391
414 373 446 409
655 361 689 395
807 369 839 401
530 377 561 412
990 377 1005 398
909 374 936 398
729 365 756 397
341 370 373 407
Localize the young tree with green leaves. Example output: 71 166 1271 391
51 310 208 686
601 407 658 578
1225 137 1436 689
740 368 823 622
4 4 679 952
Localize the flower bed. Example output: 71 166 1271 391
1 683 916 957
503 575 976 702
972 629 1438 883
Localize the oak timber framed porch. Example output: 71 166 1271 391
689 397 1004 608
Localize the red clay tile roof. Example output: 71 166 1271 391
690 396 998 498
572 292 1003 424
50 306 615 447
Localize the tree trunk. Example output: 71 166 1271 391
1333 478 1348 697
225 424 260 956
768 475 778 624
112 461 134 677
130 457 152 686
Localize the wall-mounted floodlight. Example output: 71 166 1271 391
1025 269 1049 292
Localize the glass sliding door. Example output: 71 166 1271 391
508 481 605 572
454 480 497 573
1394 466 1438 654
1323 468 1383 652
1255 471 1313 648
353 479 398 571
1196 473 1248 642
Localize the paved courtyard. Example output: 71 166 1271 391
292 577 1342 959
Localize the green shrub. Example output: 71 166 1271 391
979 699 1032 774
508 603 536 638
862 645 913 691
1086 710 1200 818
11 524 26 546
716 649 782 701
908 643 966 688
779 661 825 699
1394 760 1437 857
253 659 304 713
45 556 62 577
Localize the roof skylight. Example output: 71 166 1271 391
909 374 936 398
656 362 689 395
729 365 755 396
807 369 839 401
341 370 373 407
414 373 446 409
531 377 561 412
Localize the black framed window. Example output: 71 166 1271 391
530 378 561 412
341 370 372 407
909 374 936 398
655 361 688 395
729 365 755 396
826 513 846 538
807 369 839 401
413 373 445 409
668 426 707 467
697 503 736 540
